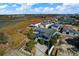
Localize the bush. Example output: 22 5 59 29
25 40 36 51
38 39 44 45
26 29 35 40
51 34 60 45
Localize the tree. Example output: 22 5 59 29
38 39 44 45
50 34 60 45
26 28 35 40
25 40 36 52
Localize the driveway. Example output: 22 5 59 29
35 43 48 56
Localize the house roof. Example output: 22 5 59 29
41 21 53 26
35 28 47 33
35 28 57 41
63 25 79 34
63 25 73 30
51 23 62 28
43 29 56 41
31 21 41 24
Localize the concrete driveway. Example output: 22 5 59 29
35 43 48 56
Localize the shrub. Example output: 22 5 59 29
25 40 36 51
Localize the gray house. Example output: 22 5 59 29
33 28 57 48
62 25 79 35
34 28 57 42
51 23 63 31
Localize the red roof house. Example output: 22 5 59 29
31 21 41 24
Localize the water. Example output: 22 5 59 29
0 17 27 28
0 21 9 27
0 20 21 28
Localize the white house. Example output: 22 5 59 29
30 21 41 27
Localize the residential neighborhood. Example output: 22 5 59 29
28 16 79 56
0 14 79 56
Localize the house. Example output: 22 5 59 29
59 17 76 25
62 25 79 35
30 21 41 27
41 20 54 28
30 20 54 29
51 23 63 30
34 28 57 44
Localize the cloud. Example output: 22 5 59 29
43 7 54 13
16 4 29 11
29 7 54 14
16 3 36 11
34 8 40 12
0 3 79 14
0 5 8 10
56 6 66 11
55 3 79 14
12 4 18 7
29 7 43 13
29 3 79 14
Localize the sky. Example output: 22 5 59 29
0 3 79 14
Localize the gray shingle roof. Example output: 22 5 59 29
35 28 57 41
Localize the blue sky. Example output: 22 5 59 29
0 3 79 14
